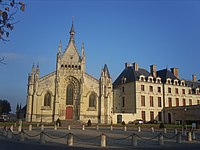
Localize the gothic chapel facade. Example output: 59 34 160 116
26 22 113 124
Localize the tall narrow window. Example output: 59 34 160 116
141 111 146 122
141 95 145 106
168 87 171 93
189 99 192 105
44 92 51 107
149 86 153 92
168 97 172 107
150 96 154 107
122 97 125 107
183 98 186 106
175 88 179 94
66 84 74 105
158 97 162 107
182 89 185 94
89 94 96 108
150 111 154 122
158 87 161 93
176 98 179 106
158 112 162 121
141 85 145 91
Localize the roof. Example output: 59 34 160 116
103 64 111 78
156 69 179 83
113 66 150 87
185 80 200 88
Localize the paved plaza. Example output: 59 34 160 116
1 126 200 149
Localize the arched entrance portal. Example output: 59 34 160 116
65 76 80 120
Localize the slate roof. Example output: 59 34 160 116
113 66 150 87
156 69 179 83
185 80 200 88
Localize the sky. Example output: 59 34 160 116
0 0 200 113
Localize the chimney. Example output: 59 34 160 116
150 64 157 77
132 62 139 71
192 74 197 81
125 63 130 69
171 68 179 78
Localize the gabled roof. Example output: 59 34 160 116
156 69 179 83
103 64 111 78
113 66 150 87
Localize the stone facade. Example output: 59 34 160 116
26 23 113 124
113 63 200 124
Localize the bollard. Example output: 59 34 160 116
40 132 46 144
96 124 99 130
101 133 106 147
41 124 44 131
82 124 85 130
68 125 71 130
158 133 164 145
187 131 192 141
18 125 22 132
29 124 32 131
54 125 57 130
110 125 113 131
132 134 137 147
67 133 73 146
192 131 196 140
7 129 12 139
174 129 178 135
57 123 60 127
20 131 25 142
138 126 141 132
176 132 182 143
163 128 167 133
151 127 154 133
124 126 127 131
10 125 14 132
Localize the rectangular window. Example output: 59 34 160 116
141 85 145 91
150 111 154 122
182 89 185 94
158 97 162 107
158 87 161 93
189 99 192 105
168 97 172 107
122 87 125 93
158 112 162 121
175 88 179 94
150 96 154 107
141 95 145 106
183 98 186 106
176 98 179 106
122 97 125 107
141 111 146 122
149 86 153 92
168 87 171 93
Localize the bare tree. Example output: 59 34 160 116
0 0 25 41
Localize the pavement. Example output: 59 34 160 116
1 126 200 150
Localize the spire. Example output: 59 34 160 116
82 42 85 58
31 63 35 74
69 17 75 40
36 62 40 74
58 40 62 53
103 64 111 78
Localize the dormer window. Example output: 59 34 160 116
148 76 154 83
180 80 185 86
166 79 171 84
139 75 146 82
121 76 126 84
174 80 178 85
156 77 161 83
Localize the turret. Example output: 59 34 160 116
69 19 75 41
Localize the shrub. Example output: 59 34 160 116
159 123 165 128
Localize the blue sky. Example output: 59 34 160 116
1 0 200 112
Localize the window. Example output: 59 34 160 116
89 94 96 108
149 86 153 92
150 111 154 122
150 96 154 107
158 112 162 121
158 97 162 107
158 87 161 93
189 99 192 105
182 89 185 94
44 92 51 107
122 87 125 93
176 98 179 107
141 85 145 91
189 89 192 94
168 97 172 107
141 95 145 106
168 87 171 93
66 84 74 105
183 99 186 106
122 97 125 107
141 111 146 122
175 88 179 94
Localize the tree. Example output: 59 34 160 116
0 99 11 114
0 0 25 41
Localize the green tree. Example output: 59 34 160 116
0 99 11 114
